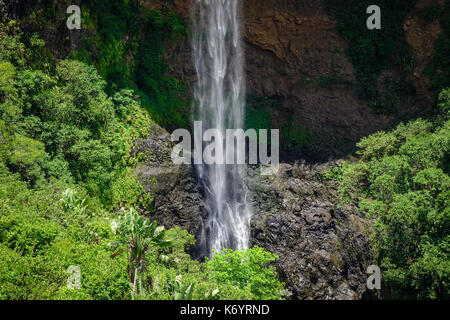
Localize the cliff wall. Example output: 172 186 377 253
145 0 443 158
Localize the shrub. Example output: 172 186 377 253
338 89 450 299
205 246 285 300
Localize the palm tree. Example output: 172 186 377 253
114 208 171 298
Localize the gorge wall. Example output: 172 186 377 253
145 0 443 159
4 0 443 158
134 125 374 300
136 0 446 299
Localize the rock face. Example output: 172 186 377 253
403 0 445 106
6 0 441 158
134 124 207 244
134 123 373 299
0 0 38 19
245 162 373 299
3 0 382 299
242 0 385 157
144 0 441 158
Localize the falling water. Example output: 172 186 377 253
192 0 251 257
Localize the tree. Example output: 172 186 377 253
205 246 285 300
339 88 450 299
114 208 171 298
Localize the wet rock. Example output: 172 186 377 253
303 206 331 225
134 121 373 301
246 162 373 300
134 124 207 240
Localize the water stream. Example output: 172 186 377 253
192 0 252 258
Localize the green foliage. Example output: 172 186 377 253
205 246 285 300
245 102 271 132
0 17 286 301
0 20 52 71
0 6 291 301
245 95 276 132
0 163 265 300
439 88 450 116
323 163 346 181
339 89 450 299
135 9 189 129
73 0 190 130
0 62 16 97
0 22 147 300
326 0 417 113
4 135 47 186
173 274 194 300
283 124 310 150
0 27 156 196
245 95 272 149
114 207 171 298
246 94 311 151
110 168 153 211
0 165 129 300
127 226 261 300
0 21 26 67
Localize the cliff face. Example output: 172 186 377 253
133 125 208 246
403 0 445 102
246 162 373 300
0 0 38 18
242 0 369 157
134 123 374 300
145 0 442 158
5 0 441 158
136 1 378 299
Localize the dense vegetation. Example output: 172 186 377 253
0 16 284 300
333 89 449 299
71 0 189 130
0 0 448 301
326 0 418 114
325 0 449 299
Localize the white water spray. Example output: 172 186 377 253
192 0 251 257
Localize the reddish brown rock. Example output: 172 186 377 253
145 0 441 158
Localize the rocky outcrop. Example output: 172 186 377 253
133 124 208 242
0 0 38 19
134 123 373 299
246 162 373 299
403 0 446 106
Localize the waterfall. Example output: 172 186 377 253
192 0 251 258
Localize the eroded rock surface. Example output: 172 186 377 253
134 124 374 300
143 0 441 158
134 124 207 239
245 162 373 299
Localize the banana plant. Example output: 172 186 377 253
173 274 194 300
